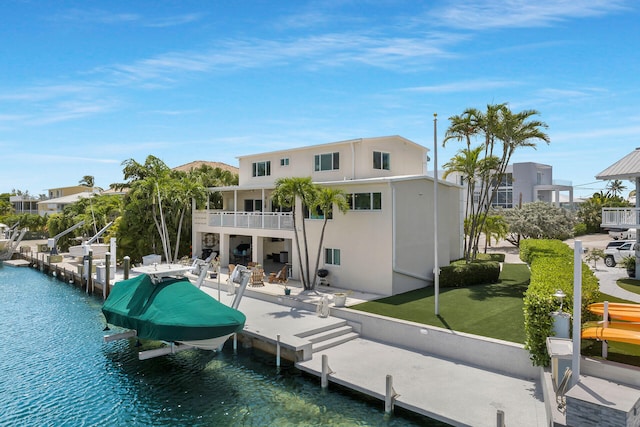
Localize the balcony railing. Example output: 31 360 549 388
194 210 294 230
601 208 640 229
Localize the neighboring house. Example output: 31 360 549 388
192 135 463 296
37 191 97 216
9 194 40 215
447 162 574 209
11 186 99 216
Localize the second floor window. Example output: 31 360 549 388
315 152 339 171
252 161 271 177
373 151 390 170
347 192 382 210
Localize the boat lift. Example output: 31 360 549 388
0 225 28 261
48 220 85 255
104 265 253 360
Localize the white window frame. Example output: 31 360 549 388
325 248 341 265
373 151 390 170
314 152 339 171
252 160 271 177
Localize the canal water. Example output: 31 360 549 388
0 265 445 426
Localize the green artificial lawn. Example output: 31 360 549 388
351 263 530 344
617 278 640 295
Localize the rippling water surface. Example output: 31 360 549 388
0 265 443 426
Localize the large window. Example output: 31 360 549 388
252 161 271 177
303 204 333 220
314 152 339 171
347 192 382 210
244 199 263 212
373 151 390 170
325 248 341 265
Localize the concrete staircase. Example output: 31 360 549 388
296 320 359 353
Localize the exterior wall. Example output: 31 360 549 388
512 162 553 204
47 186 94 198
301 181 394 294
392 178 462 294
237 136 427 186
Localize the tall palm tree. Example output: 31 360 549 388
310 187 349 289
272 177 317 289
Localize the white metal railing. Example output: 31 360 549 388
195 210 294 230
601 208 640 228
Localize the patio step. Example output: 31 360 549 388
306 325 360 353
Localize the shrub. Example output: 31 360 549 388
440 261 501 288
519 238 572 264
522 239 600 366
573 222 587 236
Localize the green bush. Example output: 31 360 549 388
519 238 572 264
440 261 501 288
573 222 587 236
522 239 600 366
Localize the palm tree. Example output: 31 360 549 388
79 175 95 188
310 187 349 289
272 177 317 290
606 180 627 198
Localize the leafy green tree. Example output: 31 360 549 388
576 191 630 233
115 156 208 263
443 103 550 261
502 202 575 245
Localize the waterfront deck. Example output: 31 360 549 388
11 244 640 427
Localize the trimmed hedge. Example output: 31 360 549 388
440 261 501 288
522 239 600 366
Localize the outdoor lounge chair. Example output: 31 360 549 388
268 265 288 284
250 268 264 287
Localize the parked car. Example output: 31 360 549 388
604 241 636 267
609 228 637 240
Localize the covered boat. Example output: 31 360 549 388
102 274 246 353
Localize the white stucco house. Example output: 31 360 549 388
192 135 463 296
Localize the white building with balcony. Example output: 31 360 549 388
192 135 463 296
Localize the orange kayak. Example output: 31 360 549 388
582 325 640 345
587 302 640 322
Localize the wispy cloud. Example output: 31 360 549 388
50 9 203 28
404 79 519 93
430 0 629 30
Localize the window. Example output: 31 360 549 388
373 151 390 170
252 161 271 177
325 248 340 265
244 199 262 212
303 204 333 220
314 152 339 171
347 192 382 210
280 158 289 166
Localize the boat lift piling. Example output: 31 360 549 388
384 374 399 414
321 354 334 389
276 334 281 367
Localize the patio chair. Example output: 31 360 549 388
268 265 288 284
250 268 264 287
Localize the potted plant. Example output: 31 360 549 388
284 286 291 295
621 255 636 277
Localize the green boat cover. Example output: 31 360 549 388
102 274 246 342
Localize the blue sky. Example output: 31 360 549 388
1 0 638 198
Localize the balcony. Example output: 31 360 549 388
194 210 294 230
601 208 640 229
